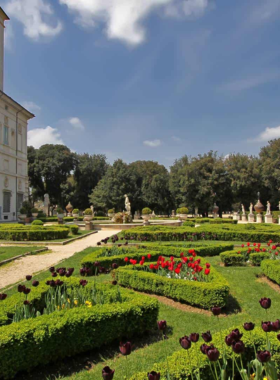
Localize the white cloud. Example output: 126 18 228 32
143 139 162 147
69 117 85 130
248 0 280 25
253 125 280 142
5 0 63 41
59 0 209 45
220 71 280 92
28 126 64 148
172 136 182 142
21 101 41 112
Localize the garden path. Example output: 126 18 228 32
0 230 120 290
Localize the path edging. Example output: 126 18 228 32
0 247 49 267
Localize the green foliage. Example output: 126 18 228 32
114 261 229 309
142 207 152 214
130 326 280 380
220 249 248 266
177 207 189 214
261 259 280 285
72 208 79 214
0 225 69 241
19 207 27 214
250 252 271 266
0 281 159 379
108 208 115 213
182 220 195 227
69 224 79 234
84 208 93 215
56 206 64 214
31 207 38 213
31 220 44 226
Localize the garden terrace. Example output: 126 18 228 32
113 257 229 309
80 242 234 272
0 224 69 241
0 276 158 378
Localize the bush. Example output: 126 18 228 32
142 207 152 215
130 325 280 380
31 207 38 213
108 208 115 213
182 221 195 227
95 211 106 217
69 224 79 234
0 226 69 241
114 261 229 309
220 249 248 266
72 209 79 214
19 207 27 214
250 252 270 266
0 281 159 379
56 207 64 214
177 207 189 214
31 220 44 226
84 208 93 215
261 259 280 285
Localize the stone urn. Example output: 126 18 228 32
32 212 38 218
254 200 265 214
83 215 93 222
213 203 219 218
142 214 151 225
66 202 73 216
19 213 26 221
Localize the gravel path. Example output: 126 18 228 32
0 230 120 290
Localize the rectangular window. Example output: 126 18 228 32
3 126 8 145
18 133 22 151
4 159 9 171
17 193 24 211
18 163 22 175
3 192 11 213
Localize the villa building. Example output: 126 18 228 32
0 7 34 222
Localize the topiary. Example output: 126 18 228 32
56 207 64 214
32 220 44 226
31 208 38 213
108 208 115 214
19 207 27 215
177 207 189 214
84 208 93 215
142 207 152 215
72 209 79 214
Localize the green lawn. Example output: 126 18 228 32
0 246 43 263
3 241 280 380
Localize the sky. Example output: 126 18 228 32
3 0 280 168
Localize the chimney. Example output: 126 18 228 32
0 8 9 92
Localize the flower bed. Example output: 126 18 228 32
261 259 280 285
114 255 229 309
122 225 280 243
0 275 158 378
80 243 233 273
0 225 69 241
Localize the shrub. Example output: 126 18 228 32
95 211 106 217
0 281 159 379
177 207 189 214
0 226 69 241
72 209 79 214
31 220 44 226
84 208 93 215
69 224 79 234
114 261 229 309
183 221 195 227
261 259 280 285
142 207 152 215
220 249 248 266
250 252 270 266
19 207 27 214
56 207 64 214
108 208 115 213
130 326 280 380
31 207 38 213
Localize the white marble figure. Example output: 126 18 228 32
249 203 253 215
124 194 131 214
44 193 50 207
266 201 271 215
242 204 246 215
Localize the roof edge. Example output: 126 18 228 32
0 90 35 119
0 7 9 21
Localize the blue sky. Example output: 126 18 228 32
3 0 280 167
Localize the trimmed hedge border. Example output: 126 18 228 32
220 249 271 266
130 326 280 380
0 227 69 241
37 216 110 222
81 243 234 272
261 259 280 285
0 279 159 379
114 261 229 309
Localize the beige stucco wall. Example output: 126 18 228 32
0 14 5 92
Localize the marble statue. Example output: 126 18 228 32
44 194 50 207
249 203 253 215
124 194 131 214
242 204 245 215
266 201 271 215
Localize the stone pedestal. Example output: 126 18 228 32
85 221 93 230
233 213 240 221
242 214 247 222
265 214 273 224
143 219 150 226
248 214 255 223
58 219 64 225
256 214 263 223
213 213 219 219
278 216 280 225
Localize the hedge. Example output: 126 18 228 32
114 261 229 309
81 243 233 272
0 280 159 378
190 218 237 225
261 259 280 285
37 216 110 222
122 225 280 243
220 249 271 266
130 326 280 380
0 227 69 241
250 252 270 266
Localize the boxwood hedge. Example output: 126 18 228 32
0 279 159 378
261 259 280 285
114 261 229 309
81 243 234 272
220 249 271 266
130 326 280 380
0 225 69 241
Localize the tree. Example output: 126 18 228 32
27 146 44 201
73 154 108 209
260 139 280 207
89 159 137 212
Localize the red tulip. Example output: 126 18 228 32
119 341 132 356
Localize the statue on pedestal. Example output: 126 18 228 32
124 194 131 215
249 203 253 215
241 204 246 215
266 201 271 215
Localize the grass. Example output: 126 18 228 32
4 240 280 380
0 246 43 263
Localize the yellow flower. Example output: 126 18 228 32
250 375 255 379
85 301 92 308
74 300 78 306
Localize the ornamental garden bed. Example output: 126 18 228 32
0 224 69 241
113 252 229 309
80 242 234 273
261 259 280 286
0 272 158 379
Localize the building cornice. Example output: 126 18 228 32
0 8 9 21
0 91 35 120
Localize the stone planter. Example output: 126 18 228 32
179 214 188 221
25 217 32 224
18 214 26 221
142 214 151 225
32 213 38 218
254 200 265 214
83 215 93 222
73 213 79 220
